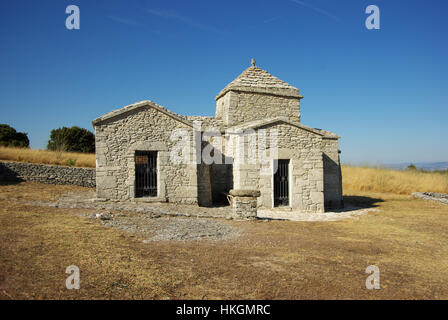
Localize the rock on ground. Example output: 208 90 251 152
412 192 448 205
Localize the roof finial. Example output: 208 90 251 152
251 58 255 67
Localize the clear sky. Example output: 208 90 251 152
0 0 446 164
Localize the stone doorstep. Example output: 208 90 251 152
132 197 168 203
263 206 293 212
90 197 168 203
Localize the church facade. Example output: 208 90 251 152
92 60 343 213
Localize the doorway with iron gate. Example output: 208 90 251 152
274 159 290 207
135 151 157 198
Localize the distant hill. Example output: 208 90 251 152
384 162 448 171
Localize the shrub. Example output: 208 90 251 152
65 158 76 167
47 126 95 153
0 124 30 148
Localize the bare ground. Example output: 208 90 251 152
1 182 448 299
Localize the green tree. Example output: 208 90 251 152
407 163 417 170
47 126 95 153
0 124 30 148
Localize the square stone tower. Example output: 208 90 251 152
215 59 303 126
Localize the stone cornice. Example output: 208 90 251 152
215 86 303 100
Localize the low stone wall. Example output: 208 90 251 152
0 161 95 188
412 192 448 205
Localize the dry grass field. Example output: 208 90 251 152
0 182 447 299
0 147 95 168
342 165 448 194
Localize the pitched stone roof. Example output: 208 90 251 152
215 65 302 100
226 117 340 139
92 100 193 127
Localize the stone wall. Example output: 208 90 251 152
217 91 301 127
226 121 325 213
264 123 325 212
322 138 343 209
94 105 198 203
0 161 95 187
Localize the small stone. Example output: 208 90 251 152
96 211 113 220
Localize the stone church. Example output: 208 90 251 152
92 60 343 216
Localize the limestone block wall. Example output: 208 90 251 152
215 94 229 121
216 91 301 127
0 161 95 188
94 107 198 203
322 138 343 208
227 122 325 213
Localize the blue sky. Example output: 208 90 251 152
0 0 446 164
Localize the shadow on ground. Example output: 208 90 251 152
0 180 23 186
0 163 24 185
343 195 384 209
